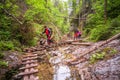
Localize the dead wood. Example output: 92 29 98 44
70 33 120 63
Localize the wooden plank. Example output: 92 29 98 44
23 54 38 58
23 69 29 80
22 60 38 65
18 69 38 76
34 76 39 80
29 75 35 80
23 64 29 80
71 42 92 46
29 68 39 80
20 63 38 70
29 75 39 80
22 57 38 61
66 39 82 43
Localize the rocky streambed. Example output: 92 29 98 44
1 39 120 80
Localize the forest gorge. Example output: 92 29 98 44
0 0 120 80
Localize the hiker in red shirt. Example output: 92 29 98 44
43 26 51 45
77 30 81 39
74 30 78 40
74 29 81 40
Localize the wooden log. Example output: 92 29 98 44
22 57 38 61
18 69 38 76
20 63 38 70
78 33 120 59
65 39 82 43
22 60 38 65
29 68 39 80
23 69 29 80
23 64 29 80
23 54 38 58
69 33 120 63
29 75 34 80
29 75 39 80
71 42 92 46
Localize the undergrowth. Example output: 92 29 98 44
0 52 8 68
90 47 118 64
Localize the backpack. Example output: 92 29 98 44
49 28 52 35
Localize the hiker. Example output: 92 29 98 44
74 30 77 40
77 30 81 39
74 29 81 40
42 26 51 45
49 28 52 37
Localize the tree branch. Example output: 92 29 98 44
3 9 23 25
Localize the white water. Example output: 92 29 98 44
53 64 71 80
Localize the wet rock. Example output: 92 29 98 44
92 55 120 80
4 51 22 68
0 51 22 80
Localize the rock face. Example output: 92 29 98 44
4 51 22 68
93 54 120 80
73 40 120 80
0 51 22 80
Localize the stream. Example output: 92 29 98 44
49 48 80 80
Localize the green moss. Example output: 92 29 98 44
90 47 118 64
0 52 4 59
0 41 14 51
90 52 106 64
0 61 8 67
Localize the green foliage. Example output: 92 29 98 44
103 47 118 55
84 0 120 41
0 0 68 48
0 41 14 51
89 24 112 41
90 52 106 64
110 17 120 34
0 61 8 67
90 47 118 64
0 52 4 59
107 0 120 18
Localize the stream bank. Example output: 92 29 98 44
0 39 120 80
38 39 120 80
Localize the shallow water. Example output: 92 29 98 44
53 64 71 80
50 52 80 80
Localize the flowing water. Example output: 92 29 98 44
50 50 80 80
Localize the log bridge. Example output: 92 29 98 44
18 53 39 80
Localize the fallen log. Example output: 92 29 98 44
65 39 83 43
71 42 92 46
69 33 120 63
